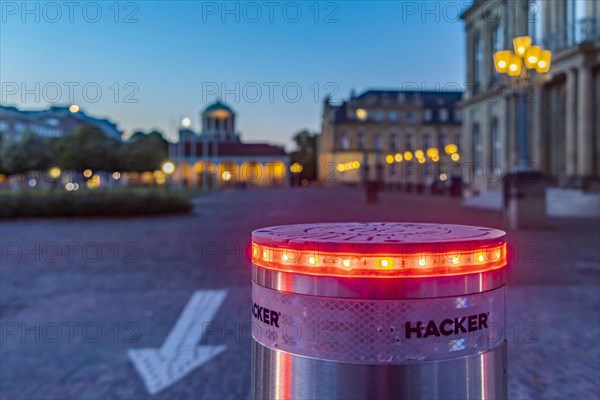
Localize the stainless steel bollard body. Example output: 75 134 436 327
251 223 507 399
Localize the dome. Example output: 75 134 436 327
202 101 235 115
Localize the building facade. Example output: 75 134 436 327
319 90 463 187
0 105 123 140
461 0 600 195
169 101 288 189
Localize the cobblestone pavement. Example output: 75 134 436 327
1 187 598 399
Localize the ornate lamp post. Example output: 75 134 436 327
493 36 552 229
494 36 552 170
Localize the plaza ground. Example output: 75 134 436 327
1 187 598 399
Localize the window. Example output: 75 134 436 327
389 163 396 177
472 126 481 172
406 111 414 123
357 133 365 150
15 122 25 132
492 25 504 79
454 110 462 123
423 109 433 122
439 108 449 122
373 111 383 121
438 134 446 149
389 133 397 151
491 120 501 167
405 134 413 151
528 0 544 43
374 134 382 151
45 118 60 127
473 32 483 93
388 111 398 121
0 121 8 132
422 134 431 149
340 133 349 150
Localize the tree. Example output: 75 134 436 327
0 131 53 175
53 124 122 172
290 129 318 183
120 130 168 172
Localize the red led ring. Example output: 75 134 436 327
251 223 507 278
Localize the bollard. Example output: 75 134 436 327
251 223 507 399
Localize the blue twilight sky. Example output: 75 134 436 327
1 1 469 149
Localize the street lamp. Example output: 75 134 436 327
494 36 552 171
494 36 552 229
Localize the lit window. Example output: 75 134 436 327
389 111 398 121
406 111 414 123
373 111 383 121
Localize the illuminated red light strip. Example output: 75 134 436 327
251 242 507 278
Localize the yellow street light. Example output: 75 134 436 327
493 50 512 74
513 36 531 57
69 104 80 113
507 54 523 77
536 50 552 73
451 153 460 162
290 163 303 173
394 153 403 162
385 155 394 164
48 166 62 179
414 149 424 159
494 36 552 77
445 144 458 155
83 169 93 178
524 45 542 69
162 161 175 175
403 151 413 161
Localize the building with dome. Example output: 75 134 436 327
168 101 288 189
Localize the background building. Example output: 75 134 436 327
169 101 288 189
460 0 600 196
319 90 463 187
0 105 123 140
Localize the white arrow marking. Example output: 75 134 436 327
128 290 227 395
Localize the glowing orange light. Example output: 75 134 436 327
380 259 392 269
250 243 507 278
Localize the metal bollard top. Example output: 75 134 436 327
251 222 506 279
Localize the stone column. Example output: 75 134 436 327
565 68 578 176
577 66 593 176
531 81 543 170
